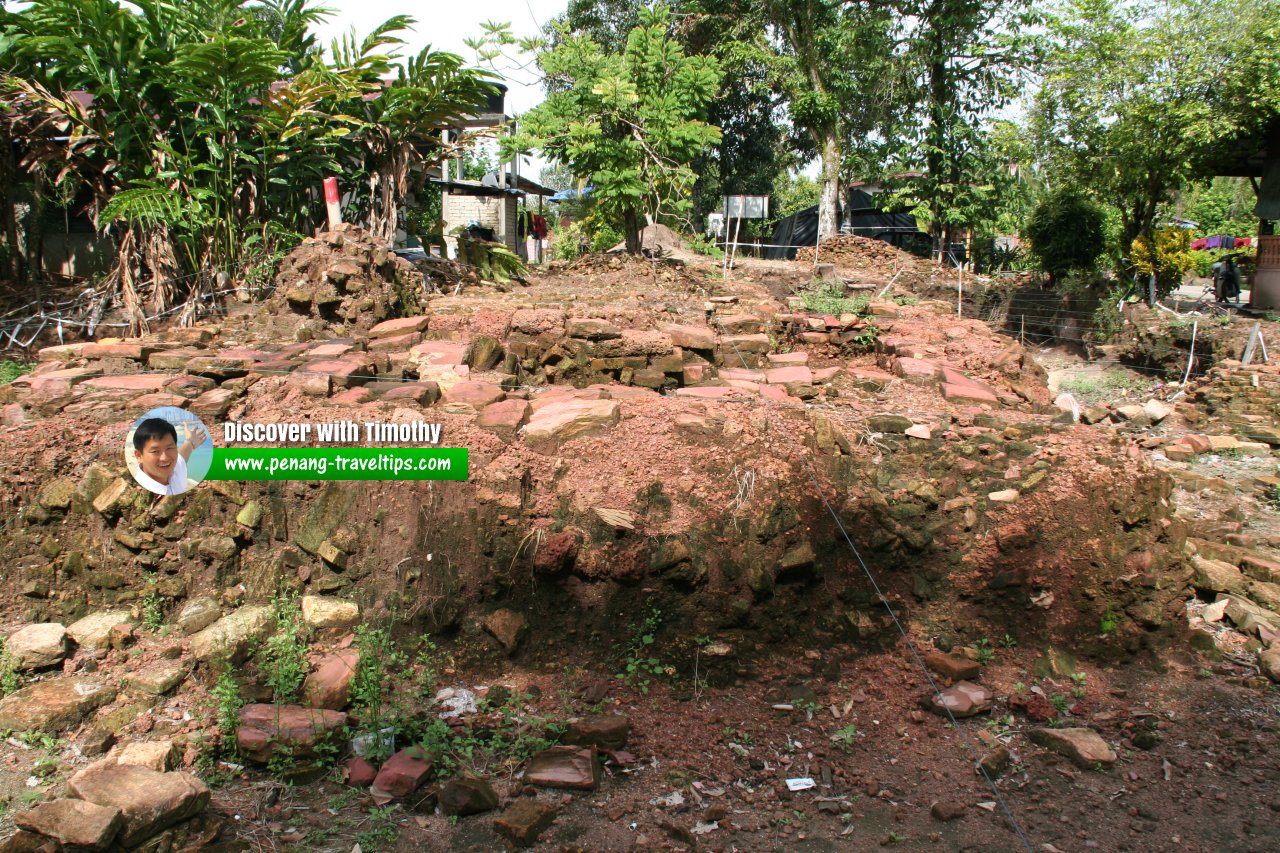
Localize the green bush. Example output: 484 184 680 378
589 224 624 253
798 281 869 316
0 361 33 385
1025 188 1106 282
260 593 310 704
1132 228 1195 298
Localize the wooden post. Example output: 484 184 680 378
323 177 341 230
1181 320 1198 385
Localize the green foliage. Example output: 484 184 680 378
454 237 528 283
999 634 1018 649
771 171 823 220
1032 0 1280 255
0 638 20 697
210 662 244 757
616 605 668 695
974 637 994 665
260 593 310 704
1057 370 1150 404
1099 606 1120 635
889 1 1040 250
1025 188 1106 280
355 805 400 851
2 0 496 325
687 234 724 260
830 724 860 751
141 581 165 632
549 221 589 262
589 224 625 254
348 625 409 764
1131 228 1196 298
798 282 869 317
494 6 722 252
0 361 34 385
1174 177 1260 238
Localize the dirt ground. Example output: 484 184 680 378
1 240 1278 853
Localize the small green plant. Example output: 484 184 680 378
688 234 724 259
891 294 919 306
1050 693 1070 713
0 360 34 385
1057 370 1151 405
141 581 165 631
616 605 668 695
349 625 410 763
830 724 860 751
974 637 994 665
18 790 44 806
260 592 310 704
0 638 21 696
1100 606 1119 635
355 805 400 851
1071 671 1088 699
798 281 869 316
849 320 879 349
210 662 244 757
998 634 1018 649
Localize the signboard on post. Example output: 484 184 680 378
723 195 769 219
720 196 770 278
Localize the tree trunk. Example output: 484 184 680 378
927 25 948 261
0 127 23 282
817 131 841 245
623 208 641 254
25 168 46 285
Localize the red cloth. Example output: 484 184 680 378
1191 237 1208 250
532 215 548 239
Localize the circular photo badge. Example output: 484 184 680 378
125 407 213 496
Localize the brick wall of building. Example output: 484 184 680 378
442 193 518 253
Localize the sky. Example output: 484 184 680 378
312 1 568 179
312 0 567 115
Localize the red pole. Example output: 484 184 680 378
323 177 341 230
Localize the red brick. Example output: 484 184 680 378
368 332 421 352
369 316 430 339
371 748 432 798
892 357 942 385
764 366 813 385
942 382 998 405
477 399 530 439
82 375 170 392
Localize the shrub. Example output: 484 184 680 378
1131 228 1195 298
1025 188 1106 282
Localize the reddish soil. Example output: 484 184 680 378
0 240 1277 853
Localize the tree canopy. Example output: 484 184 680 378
0 0 496 327
502 5 722 253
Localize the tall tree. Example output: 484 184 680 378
503 5 722 253
755 0 903 243
1031 0 1280 256
893 0 1038 256
549 2 788 231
